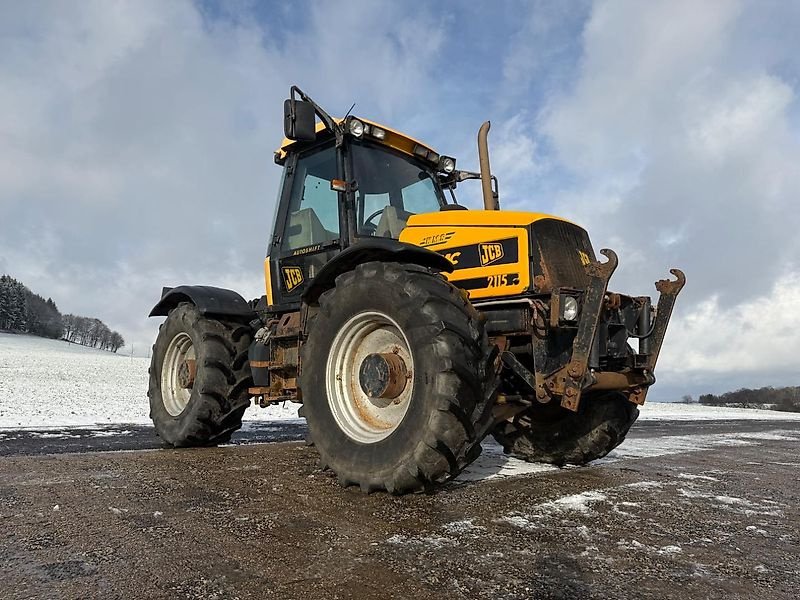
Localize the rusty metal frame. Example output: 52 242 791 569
248 311 303 406
547 249 618 411
520 253 685 413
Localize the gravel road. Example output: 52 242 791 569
1 419 798 599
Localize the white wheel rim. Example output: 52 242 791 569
325 311 414 443
161 332 196 416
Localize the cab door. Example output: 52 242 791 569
267 142 342 309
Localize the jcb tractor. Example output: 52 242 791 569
148 86 684 494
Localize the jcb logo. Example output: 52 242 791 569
282 266 304 292
577 250 591 266
479 243 504 266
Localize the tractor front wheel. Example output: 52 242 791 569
492 392 639 466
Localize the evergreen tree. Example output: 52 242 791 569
0 273 123 349
0 275 10 329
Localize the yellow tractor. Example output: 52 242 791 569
148 86 684 493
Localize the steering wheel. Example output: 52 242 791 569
362 208 384 234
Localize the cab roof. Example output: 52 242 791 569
275 117 440 162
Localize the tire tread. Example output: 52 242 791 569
148 303 253 447
300 262 498 494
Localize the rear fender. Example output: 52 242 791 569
149 285 255 321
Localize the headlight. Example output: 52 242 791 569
370 126 386 140
439 156 456 173
562 296 579 321
348 119 365 137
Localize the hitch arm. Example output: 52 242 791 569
628 269 686 405
555 249 619 412
647 269 686 371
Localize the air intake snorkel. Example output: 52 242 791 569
478 121 500 210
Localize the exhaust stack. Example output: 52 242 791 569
478 121 499 210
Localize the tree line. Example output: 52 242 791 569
62 314 125 352
0 274 125 352
699 386 800 413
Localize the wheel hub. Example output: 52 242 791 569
326 311 415 443
358 352 408 400
160 332 196 417
177 359 196 389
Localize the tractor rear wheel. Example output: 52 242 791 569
299 262 496 494
148 303 253 446
492 392 638 466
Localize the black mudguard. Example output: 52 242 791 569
149 285 255 320
302 237 454 305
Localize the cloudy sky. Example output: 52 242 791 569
1 0 799 400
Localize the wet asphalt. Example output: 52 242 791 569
0 421 308 457
1 418 798 599
0 419 794 457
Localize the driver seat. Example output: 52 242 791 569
374 206 412 239
285 207 336 249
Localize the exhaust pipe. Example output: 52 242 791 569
478 121 499 210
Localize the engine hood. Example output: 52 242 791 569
406 209 579 229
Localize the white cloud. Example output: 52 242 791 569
2 0 798 399
0 0 446 353
687 75 793 164
492 113 542 181
660 273 800 375
516 0 800 393
541 0 743 175
456 112 545 211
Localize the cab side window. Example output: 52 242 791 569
282 146 339 251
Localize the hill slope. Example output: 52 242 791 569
3 333 798 428
0 333 298 428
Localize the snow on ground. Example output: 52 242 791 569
459 429 800 484
457 441 561 482
637 402 800 421
600 430 800 461
394 458 792 554
2 332 799 428
0 333 299 428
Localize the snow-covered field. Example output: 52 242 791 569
636 401 800 421
2 332 798 429
0 333 299 428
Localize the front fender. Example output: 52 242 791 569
302 238 454 305
149 285 255 320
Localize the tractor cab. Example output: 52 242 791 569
267 95 459 310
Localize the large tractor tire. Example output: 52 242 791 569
148 303 253 447
492 392 638 466
299 262 496 494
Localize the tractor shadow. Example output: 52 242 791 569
237 421 562 494
452 439 562 487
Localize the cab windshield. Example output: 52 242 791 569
351 142 446 239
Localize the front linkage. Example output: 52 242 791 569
504 248 685 412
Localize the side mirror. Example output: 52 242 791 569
283 99 317 141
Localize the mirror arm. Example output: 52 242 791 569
290 85 342 139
